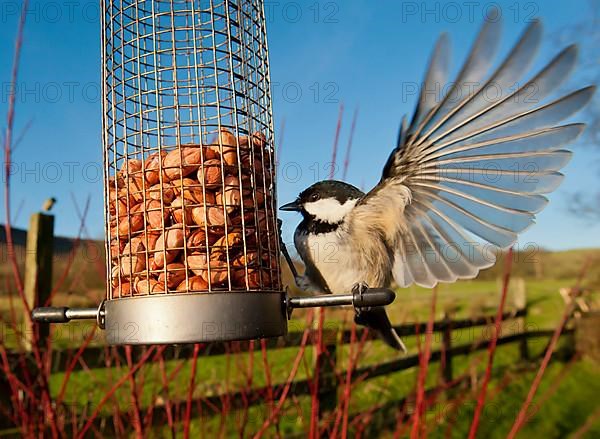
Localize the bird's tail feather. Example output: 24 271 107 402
381 325 408 353
354 306 407 353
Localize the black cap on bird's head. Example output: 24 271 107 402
280 180 364 224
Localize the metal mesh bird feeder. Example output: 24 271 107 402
103 0 283 343
31 0 396 344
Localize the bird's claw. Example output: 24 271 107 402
295 275 312 292
352 282 371 316
352 282 370 295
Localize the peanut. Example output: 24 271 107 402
138 231 160 252
152 227 184 269
135 277 165 295
186 254 208 276
121 159 143 175
176 276 208 292
233 251 259 268
185 254 228 285
147 183 175 204
120 237 146 277
187 228 218 250
109 174 125 189
117 203 144 236
212 232 243 260
197 159 223 188
171 178 214 204
114 282 132 297
111 264 120 287
157 262 188 289
242 188 265 209
249 269 272 289
206 261 229 285
110 238 126 258
191 205 229 228
144 151 167 185
145 199 168 230
220 129 238 166
252 131 267 148
216 175 241 210
232 268 269 289
163 146 217 180
209 129 238 166
170 197 194 225
108 131 277 292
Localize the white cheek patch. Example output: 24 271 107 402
304 198 358 224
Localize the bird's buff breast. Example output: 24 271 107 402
297 229 389 293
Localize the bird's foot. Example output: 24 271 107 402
352 282 370 294
295 275 313 292
352 282 371 318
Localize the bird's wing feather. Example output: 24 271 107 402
348 17 594 288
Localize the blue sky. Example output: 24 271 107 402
1 0 598 250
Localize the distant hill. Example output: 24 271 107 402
1 224 106 294
0 224 103 257
1 225 94 254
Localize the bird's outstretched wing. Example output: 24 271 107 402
348 17 595 288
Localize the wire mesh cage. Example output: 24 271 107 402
101 0 283 343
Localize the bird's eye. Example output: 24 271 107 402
310 193 320 202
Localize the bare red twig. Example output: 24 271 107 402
309 309 326 438
260 338 275 422
276 117 286 166
570 406 600 439
2 0 29 296
125 346 144 438
253 311 314 438
343 324 370 436
468 247 513 439
411 287 438 439
341 106 359 180
183 344 201 439
393 317 425 437
334 321 357 438
156 351 175 434
507 258 592 439
329 103 344 179
524 354 579 424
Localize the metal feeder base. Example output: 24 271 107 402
104 292 287 345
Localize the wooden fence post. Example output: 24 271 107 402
574 311 600 363
513 279 529 361
23 212 54 352
441 312 453 385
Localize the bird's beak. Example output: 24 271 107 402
280 199 301 212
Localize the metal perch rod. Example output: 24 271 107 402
32 307 105 323
32 288 395 324
288 289 395 309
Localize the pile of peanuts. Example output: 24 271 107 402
108 129 279 297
